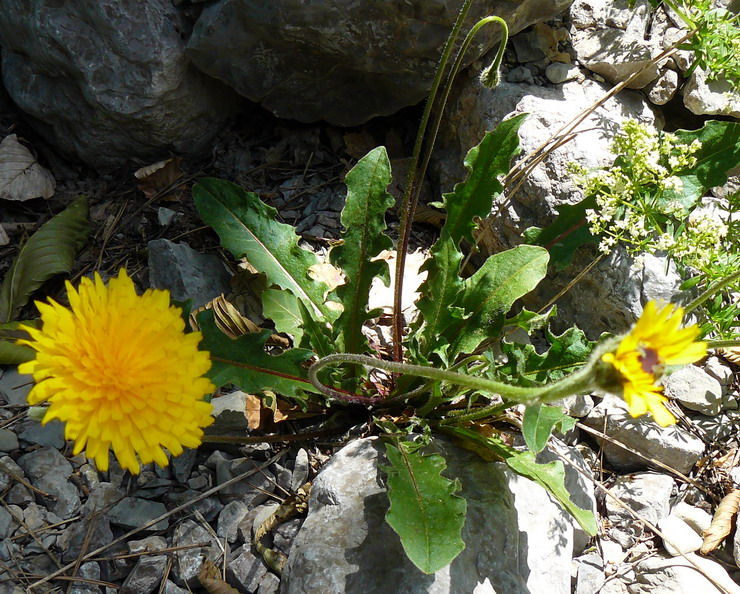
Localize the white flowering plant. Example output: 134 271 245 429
527 118 740 339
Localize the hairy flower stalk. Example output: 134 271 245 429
310 301 706 427
18 270 215 474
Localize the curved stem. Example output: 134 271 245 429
392 10 509 362
392 0 474 361
706 339 740 350
309 352 598 407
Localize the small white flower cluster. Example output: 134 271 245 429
570 120 724 270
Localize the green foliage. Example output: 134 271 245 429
496 327 595 386
0 196 89 364
523 195 599 271
192 117 588 574
383 440 467 574
522 404 577 454
414 114 527 358
192 178 337 323
329 146 395 353
0 321 37 364
197 309 314 401
0 195 89 324
447 426 597 536
446 245 549 360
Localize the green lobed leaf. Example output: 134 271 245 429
522 195 599 271
448 245 549 359
296 299 335 358
383 440 467 574
261 288 305 346
197 309 315 401
522 404 577 454
329 147 395 353
414 115 527 356
0 321 37 365
497 327 595 387
445 426 597 536
0 195 89 323
674 119 740 190
192 178 334 322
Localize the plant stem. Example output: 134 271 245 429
392 0 474 361
309 352 598 407
684 270 740 315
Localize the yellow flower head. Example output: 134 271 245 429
18 270 215 474
601 301 707 427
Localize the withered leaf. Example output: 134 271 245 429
701 488 740 554
0 135 55 201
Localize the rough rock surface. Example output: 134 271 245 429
568 0 664 88
583 396 705 474
185 0 573 126
282 437 593 594
0 0 241 168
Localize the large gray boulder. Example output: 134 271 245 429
281 437 595 594
0 0 241 168
186 0 574 126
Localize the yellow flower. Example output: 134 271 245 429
601 301 707 427
18 270 215 474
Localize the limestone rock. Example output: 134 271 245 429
148 239 232 309
282 437 593 594
658 514 703 556
663 365 723 416
568 0 664 88
631 552 740 594
185 0 573 126
583 396 704 473
607 473 673 527
683 67 740 118
0 0 241 168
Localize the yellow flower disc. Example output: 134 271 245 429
18 270 215 474
601 301 707 427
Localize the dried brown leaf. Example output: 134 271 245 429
718 347 740 365
245 393 264 430
134 157 186 201
701 489 740 554
197 560 240 594
0 134 55 201
307 262 345 292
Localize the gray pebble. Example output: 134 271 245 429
121 554 167 594
6 483 33 506
0 429 18 452
84 483 125 515
228 544 268 593
109 498 168 531
216 458 275 505
291 449 310 491
171 448 197 484
0 369 33 406
0 456 28 494
258 571 281 594
217 500 251 544
187 473 210 491
164 489 223 522
172 520 220 587
0 507 16 539
69 561 102 594
18 419 65 448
